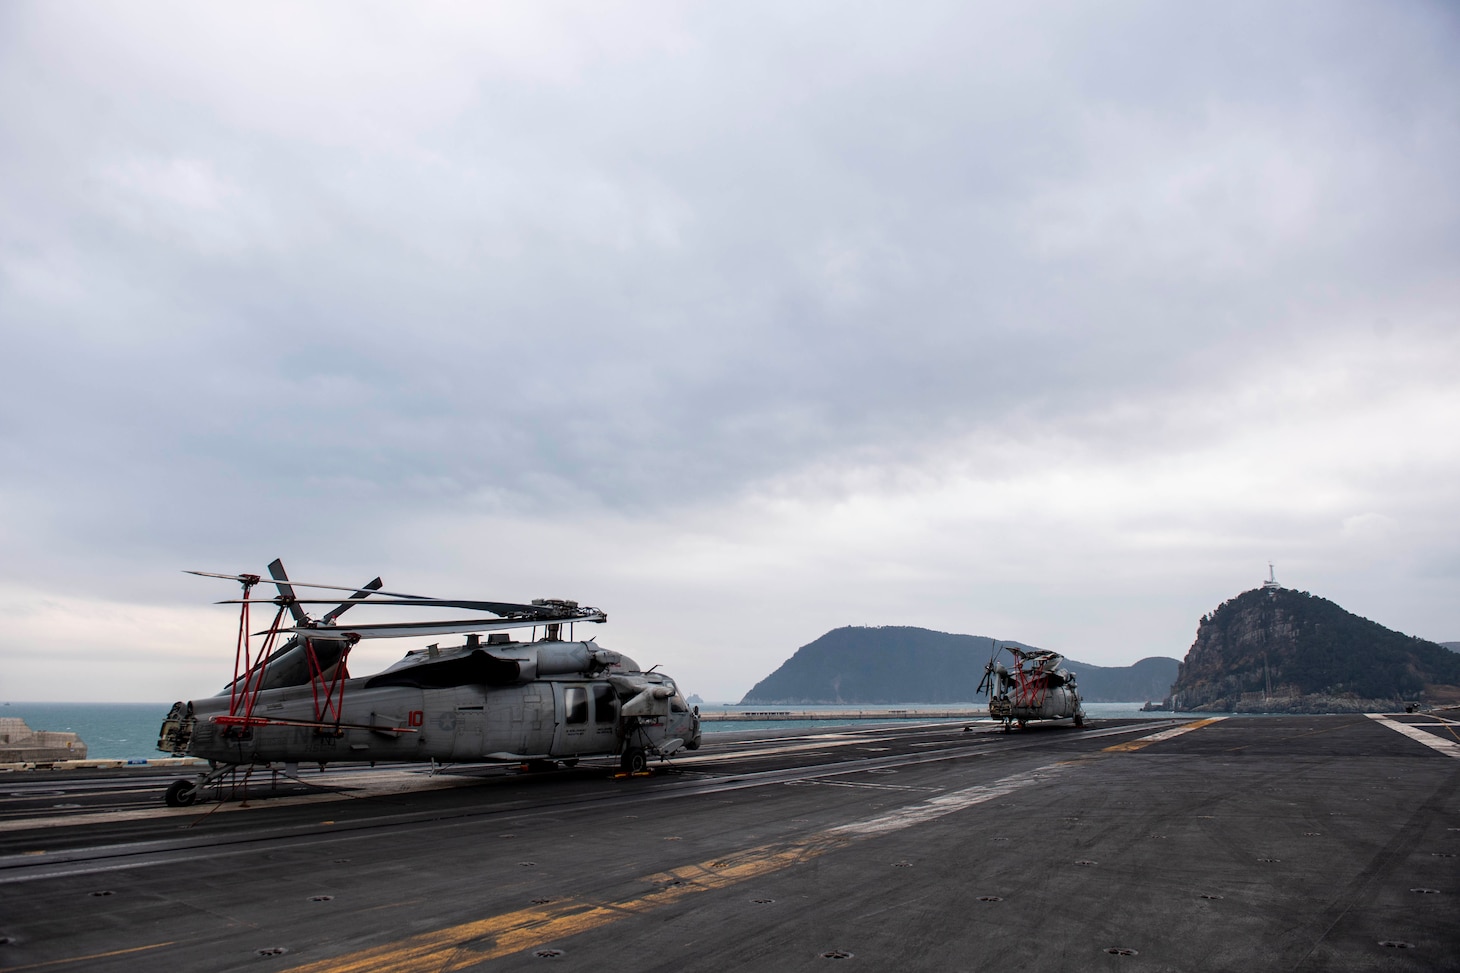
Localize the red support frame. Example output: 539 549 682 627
220 575 288 728
302 636 355 731
1009 658 1050 711
213 574 362 734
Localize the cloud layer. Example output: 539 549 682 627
3 1 1457 701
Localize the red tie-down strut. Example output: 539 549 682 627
214 574 361 735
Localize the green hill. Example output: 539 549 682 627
1170 587 1460 712
739 626 1178 704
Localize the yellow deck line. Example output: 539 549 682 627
0 940 176 971
1102 717 1227 752
280 761 1074 973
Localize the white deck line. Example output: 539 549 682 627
1366 713 1460 759
0 770 466 832
827 761 1071 837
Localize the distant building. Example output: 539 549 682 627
1261 562 1283 591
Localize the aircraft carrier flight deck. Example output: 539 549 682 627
1 713 1457 972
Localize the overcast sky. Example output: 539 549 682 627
3 1 1457 704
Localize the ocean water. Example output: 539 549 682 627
2 700 1191 762
2 702 172 761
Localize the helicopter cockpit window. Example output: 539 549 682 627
670 692 688 713
593 684 616 723
565 686 589 725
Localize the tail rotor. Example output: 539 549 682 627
976 638 1002 696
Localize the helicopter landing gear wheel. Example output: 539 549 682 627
562 758 579 768
164 779 198 807
621 747 648 774
1074 712 1085 729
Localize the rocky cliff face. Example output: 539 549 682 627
1171 587 1460 712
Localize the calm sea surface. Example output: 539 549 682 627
3 700 1185 761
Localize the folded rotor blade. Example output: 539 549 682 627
268 558 309 627
321 577 384 624
221 597 576 616
186 570 262 582
187 569 434 601
264 611 607 640
193 568 604 626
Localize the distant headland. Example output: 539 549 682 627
737 569 1459 713
1167 580 1460 713
739 626 1178 704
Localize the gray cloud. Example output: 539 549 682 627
2 1 1457 699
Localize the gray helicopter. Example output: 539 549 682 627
977 643 1086 731
157 560 700 806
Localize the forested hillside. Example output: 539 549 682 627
1171 588 1460 712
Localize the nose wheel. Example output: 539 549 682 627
620 747 648 774
162 761 246 806
164 779 199 807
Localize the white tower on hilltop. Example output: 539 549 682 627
1261 562 1282 590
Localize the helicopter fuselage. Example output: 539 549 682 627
159 639 700 768
988 684 1082 723
981 647 1086 729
